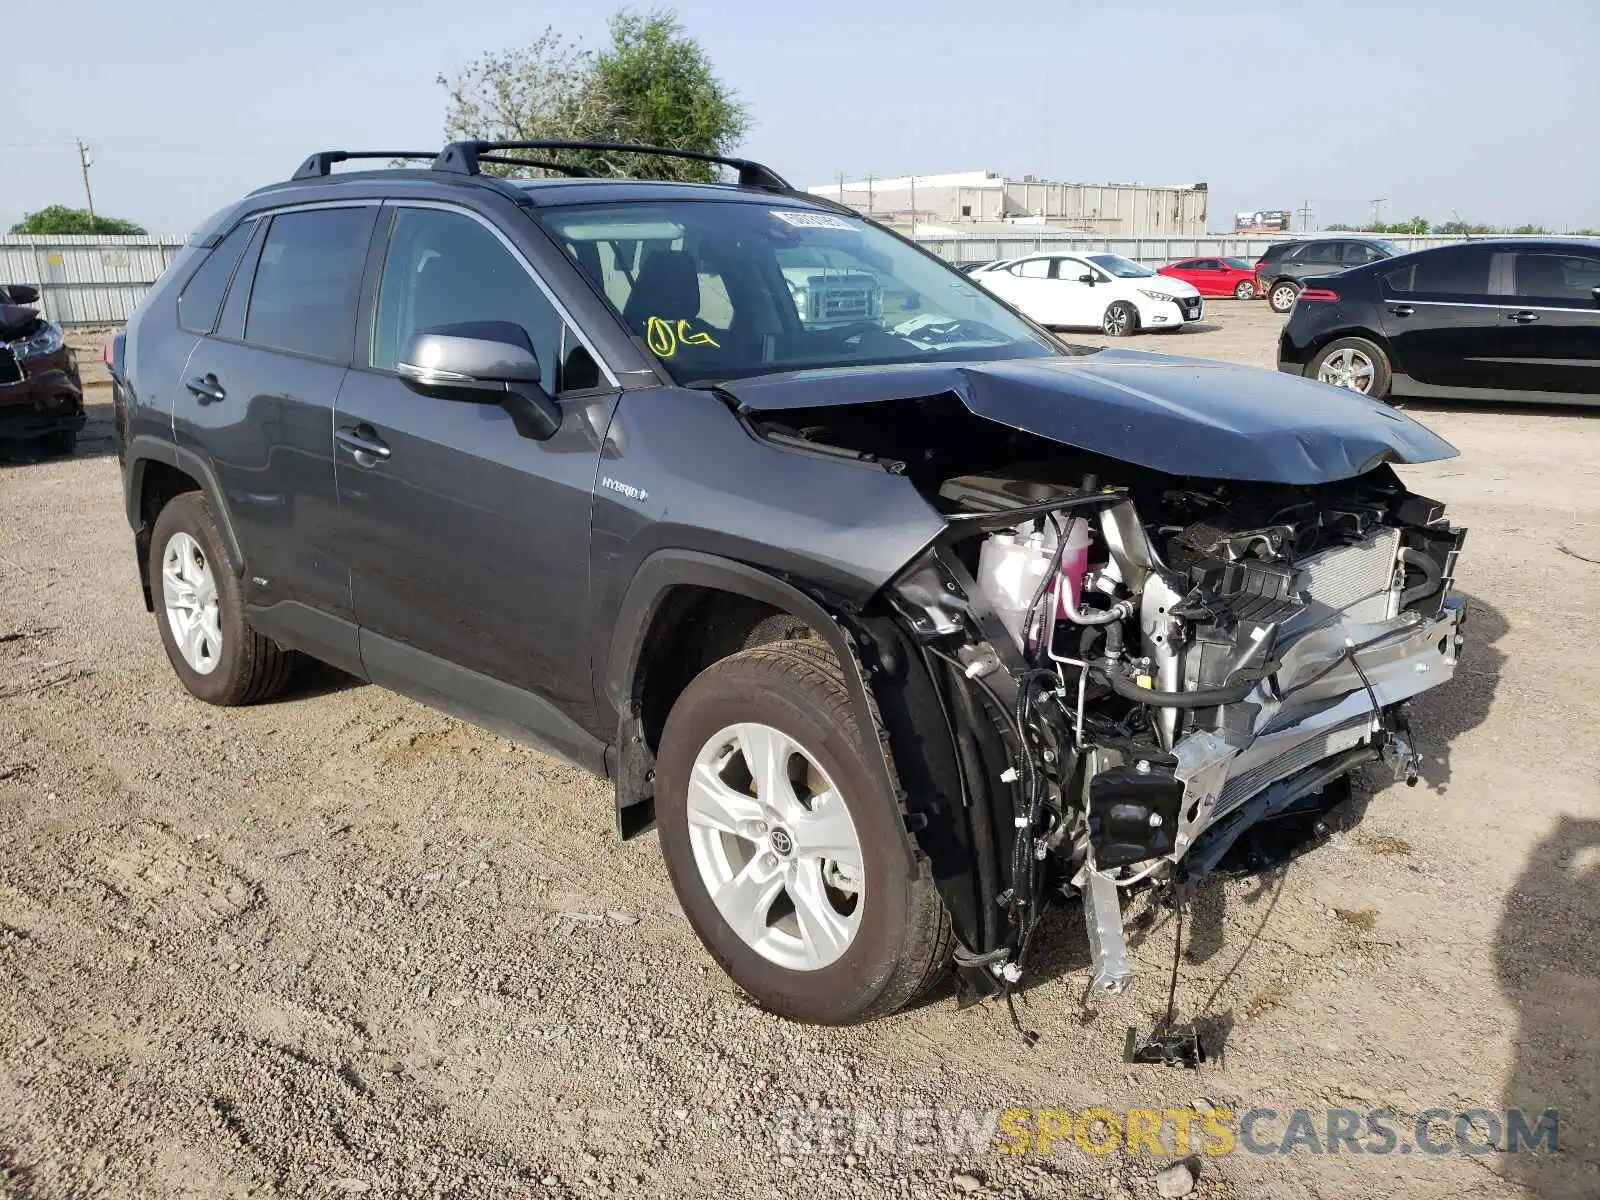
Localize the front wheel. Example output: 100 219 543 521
1101 300 1139 337
1311 336 1392 399
655 642 951 1024
1234 280 1258 300
1269 281 1300 313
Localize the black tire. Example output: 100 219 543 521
1233 279 1258 300
38 430 77 457
147 492 295 706
1101 300 1139 337
1269 280 1301 313
655 641 952 1024
1309 336 1392 400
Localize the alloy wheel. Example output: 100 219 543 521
1317 346 1376 393
161 531 222 675
685 722 865 971
1235 281 1256 299
1103 306 1131 336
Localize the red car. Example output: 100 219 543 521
1157 257 1262 299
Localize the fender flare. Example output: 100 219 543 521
123 436 246 575
602 549 907 851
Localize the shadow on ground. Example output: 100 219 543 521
1496 815 1600 1199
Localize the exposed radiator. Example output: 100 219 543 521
1282 528 1400 634
1216 715 1371 815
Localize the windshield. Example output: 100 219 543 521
1085 253 1156 279
536 201 1057 383
1223 257 1254 270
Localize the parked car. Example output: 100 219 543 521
1279 239 1600 403
0 283 84 456
1158 256 1262 299
112 141 1467 1027
956 260 994 275
971 252 1203 334
1256 237 1400 313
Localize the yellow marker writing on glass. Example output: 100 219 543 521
645 316 719 357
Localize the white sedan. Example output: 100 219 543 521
970 252 1203 336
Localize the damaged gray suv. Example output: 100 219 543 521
112 141 1468 1025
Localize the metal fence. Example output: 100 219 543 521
1 234 185 326
0 231 1573 327
917 232 1529 267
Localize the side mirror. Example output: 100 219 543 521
398 322 561 441
1078 273 1096 285
0 283 39 305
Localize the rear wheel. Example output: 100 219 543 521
1101 300 1139 336
1311 336 1391 399
148 492 296 705
1233 279 1258 300
1269 280 1300 313
655 641 951 1024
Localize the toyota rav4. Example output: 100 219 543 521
112 142 1468 1026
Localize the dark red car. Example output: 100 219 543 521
1157 257 1262 299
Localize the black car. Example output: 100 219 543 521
1256 236 1399 313
110 141 1468 1027
1278 239 1600 403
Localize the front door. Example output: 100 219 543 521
334 203 619 765
1378 244 1499 390
1495 248 1600 396
1048 257 1102 327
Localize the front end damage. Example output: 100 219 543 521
736 386 1468 1012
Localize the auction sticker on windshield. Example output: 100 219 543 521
772 210 856 230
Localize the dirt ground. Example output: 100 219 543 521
1 306 1596 1199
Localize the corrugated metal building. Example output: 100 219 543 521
807 170 1209 236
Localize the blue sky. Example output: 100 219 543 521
4 0 1596 236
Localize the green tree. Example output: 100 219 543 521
581 9 749 181
438 8 748 183
1507 223 1550 235
10 205 145 235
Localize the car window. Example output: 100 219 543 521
1343 243 1382 264
243 208 374 361
1384 246 1493 296
1193 259 1220 270
1261 243 1294 262
1172 260 1198 270
538 201 1054 384
1513 252 1600 303
372 207 562 393
177 221 255 335
1053 258 1089 280
1303 241 1345 265
1223 257 1254 270
1014 258 1050 279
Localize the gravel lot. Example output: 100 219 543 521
2 303 1597 1199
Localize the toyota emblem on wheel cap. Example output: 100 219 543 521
769 827 794 856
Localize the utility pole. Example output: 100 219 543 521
76 138 97 227
1369 197 1387 229
866 175 874 215
909 174 917 242
1297 199 1314 231
838 170 845 204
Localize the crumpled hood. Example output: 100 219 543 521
718 349 1458 485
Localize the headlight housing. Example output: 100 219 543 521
1137 289 1180 303
10 320 64 360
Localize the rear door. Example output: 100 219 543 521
176 203 377 673
1186 258 1223 294
1496 248 1600 396
333 201 620 764
1377 244 1499 390
980 256 1055 322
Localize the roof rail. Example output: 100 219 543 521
431 140 792 190
291 150 438 181
474 155 598 178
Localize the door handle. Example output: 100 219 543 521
1507 310 1540 324
185 374 226 403
335 425 391 462
1386 305 1415 317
